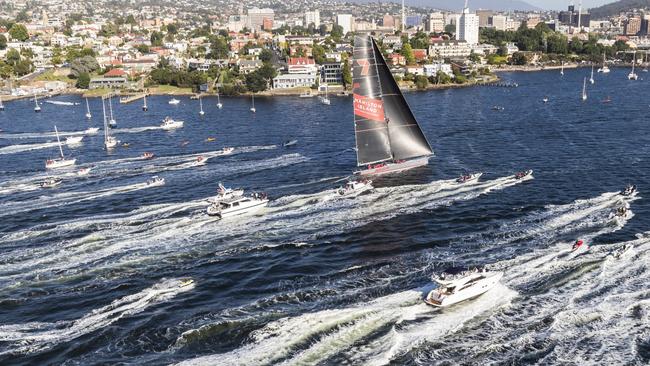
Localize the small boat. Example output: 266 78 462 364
205 137 216 142
514 170 533 180
146 176 165 187
597 53 610 73
456 172 482 184
570 239 589 254
614 206 628 218
141 152 155 160
85 127 99 135
491 105 504 111
299 92 313 98
609 244 634 260
179 279 194 288
424 269 503 307
250 95 256 113
220 147 234 155
199 96 205 116
283 139 298 147
66 136 84 145
142 95 148 111
193 155 207 166
620 184 637 197
77 167 92 176
207 182 244 203
206 193 269 218
581 77 588 101
85 98 91 118
628 52 638 80
190 94 200 100
216 87 223 109
0 95 4 111
40 177 62 188
337 179 373 197
168 98 180 105
34 95 41 112
161 116 184 130
589 65 595 84
602 96 612 104
122 142 130 148
542 97 549 103
45 126 76 169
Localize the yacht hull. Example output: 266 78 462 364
354 156 430 176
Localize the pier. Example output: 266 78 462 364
119 93 147 104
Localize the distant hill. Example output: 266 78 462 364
347 0 541 12
589 0 650 19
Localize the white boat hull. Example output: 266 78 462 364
207 199 268 218
425 272 503 307
354 156 430 176
46 158 76 169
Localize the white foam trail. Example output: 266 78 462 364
0 130 88 140
0 278 194 355
0 141 60 154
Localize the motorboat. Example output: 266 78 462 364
161 116 184 130
168 98 180 105
122 142 130 148
614 206 628 218
514 170 533 180
207 182 245 204
620 184 637 197
141 152 155 160
337 179 373 197
40 177 62 188
66 136 84 145
283 139 298 147
85 127 99 135
220 147 234 155
193 155 207 166
206 137 216 142
77 167 91 176
491 106 505 111
206 193 269 218
299 92 313 98
542 97 549 103
146 176 165 187
571 239 589 254
602 96 612 104
456 172 482 184
424 269 503 307
46 126 76 169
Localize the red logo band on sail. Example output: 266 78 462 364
354 94 385 122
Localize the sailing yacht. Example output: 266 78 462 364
142 94 148 111
351 35 433 176
85 98 92 118
628 52 638 80
216 89 223 109
199 96 205 116
560 62 564 76
597 53 610 73
108 96 117 128
581 77 588 101
34 95 41 112
320 84 331 105
250 95 256 113
589 65 595 84
45 125 76 169
102 97 119 149
0 95 4 111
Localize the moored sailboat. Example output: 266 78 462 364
589 65 595 84
597 53 610 73
199 95 205 116
0 95 4 111
34 95 41 112
102 97 119 149
319 84 331 105
581 77 588 101
85 98 92 119
216 89 223 109
560 61 564 76
142 94 148 111
107 96 117 128
628 52 638 80
351 34 433 176
45 125 76 169
250 94 256 113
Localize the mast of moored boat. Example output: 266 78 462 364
0 95 4 111
143 94 148 111
589 65 594 84
54 125 65 158
582 77 587 101
199 95 204 115
102 97 108 146
85 98 91 118
250 94 256 112
34 95 41 112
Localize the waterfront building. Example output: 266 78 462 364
272 73 318 89
321 62 343 84
429 40 472 58
287 57 318 74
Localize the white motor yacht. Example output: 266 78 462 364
206 193 269 218
207 183 244 204
337 179 373 197
161 116 184 130
514 170 533 180
66 136 84 145
456 172 482 184
220 147 234 155
424 269 503 307
40 177 62 188
168 98 180 105
146 176 165 187
85 127 99 135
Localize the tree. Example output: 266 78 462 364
510 52 528 65
259 48 273 63
136 44 150 54
13 59 32 76
245 72 268 92
257 63 277 81
0 34 6 50
331 25 344 40
150 31 164 47
342 59 352 88
76 72 90 89
431 70 452 84
207 36 229 59
444 24 455 34
469 51 481 63
414 75 428 89
9 24 29 42
69 56 99 77
400 43 415 65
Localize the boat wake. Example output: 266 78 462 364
0 141 60 155
0 278 194 356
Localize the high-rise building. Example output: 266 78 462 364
304 10 320 27
405 14 422 28
427 12 445 33
247 8 274 31
491 15 506 31
625 16 642 35
476 10 493 27
337 14 354 35
456 2 479 45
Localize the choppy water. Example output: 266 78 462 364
0 68 648 365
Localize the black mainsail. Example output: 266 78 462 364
352 34 433 167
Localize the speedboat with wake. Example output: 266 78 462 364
620 184 636 197
456 172 482 184
66 136 84 145
85 127 99 135
571 239 589 255
141 152 155 160
283 139 298 148
45 126 76 169
206 193 269 219
161 116 184 130
351 35 433 177
424 268 503 307
219 147 234 155
207 182 244 204
146 176 165 187
40 177 62 188
337 179 373 197
514 170 533 180
193 155 207 166
77 167 92 176
614 206 628 218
